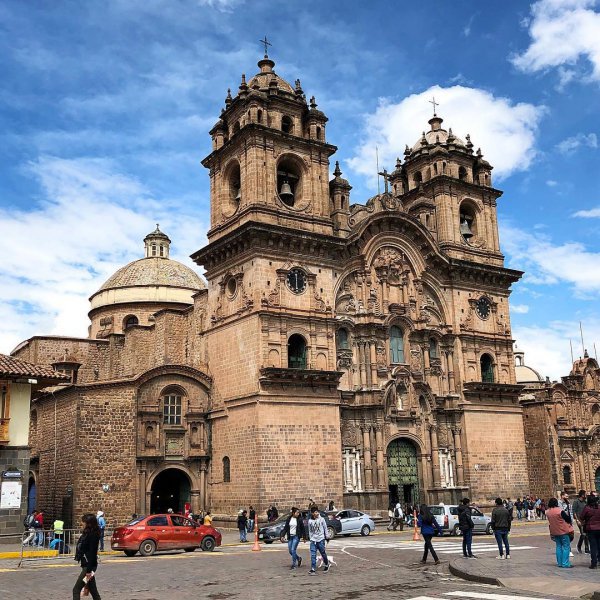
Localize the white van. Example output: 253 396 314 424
428 504 493 536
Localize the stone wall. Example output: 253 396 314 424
0 447 29 536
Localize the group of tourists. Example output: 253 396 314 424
513 496 547 520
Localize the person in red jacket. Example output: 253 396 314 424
580 495 600 569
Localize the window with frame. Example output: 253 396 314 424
163 394 182 425
223 456 231 483
480 353 495 383
389 326 404 364
563 465 572 485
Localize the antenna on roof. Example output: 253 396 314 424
594 343 598 361
376 146 380 195
580 321 585 357
569 339 574 364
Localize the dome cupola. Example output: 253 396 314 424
144 224 171 258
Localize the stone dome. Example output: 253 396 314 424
246 56 295 95
514 349 544 385
97 257 205 294
411 116 466 152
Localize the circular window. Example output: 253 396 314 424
286 268 307 294
226 277 237 298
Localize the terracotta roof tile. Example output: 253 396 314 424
0 354 69 381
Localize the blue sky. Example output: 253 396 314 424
1 0 599 379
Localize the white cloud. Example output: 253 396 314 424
546 179 558 186
348 85 544 185
512 0 600 84
502 222 600 296
511 304 530 314
514 317 600 381
573 206 600 217
556 132 598 154
0 157 207 354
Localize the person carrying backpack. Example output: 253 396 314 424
96 511 106 551
22 510 37 546
392 503 404 531
458 498 476 558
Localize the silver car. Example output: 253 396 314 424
335 510 376 536
429 504 493 536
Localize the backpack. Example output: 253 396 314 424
394 507 403 518
23 514 34 528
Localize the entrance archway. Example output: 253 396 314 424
387 439 420 508
150 468 191 514
27 476 36 514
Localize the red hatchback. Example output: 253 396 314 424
111 514 222 556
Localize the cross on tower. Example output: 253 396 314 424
429 96 439 116
259 35 272 56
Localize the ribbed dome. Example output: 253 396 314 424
411 116 466 152
97 257 205 293
515 364 544 385
246 56 295 95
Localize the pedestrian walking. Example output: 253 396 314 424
558 490 575 558
515 498 523 520
237 510 248 542
491 497 511 559
328 500 336 511
22 510 38 546
307 505 330 575
546 497 574 568
387 504 395 530
526 497 535 521
33 509 44 547
247 505 255 533
573 489 590 554
418 504 442 565
203 510 212 526
458 498 476 558
282 507 306 569
580 495 600 568
72 513 102 600
96 511 106 552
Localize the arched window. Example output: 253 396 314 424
563 465 572 485
480 354 495 383
124 315 139 329
414 171 422 186
281 115 293 134
288 334 307 369
159 245 164 257
458 166 468 181
428 338 438 360
223 456 231 483
277 156 302 208
389 326 404 364
316 126 322 140
336 328 349 350
151 244 157 256
257 109 263 123
163 392 182 425
593 404 600 425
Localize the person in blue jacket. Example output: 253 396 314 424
418 504 443 564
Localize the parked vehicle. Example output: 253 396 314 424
335 510 376 536
111 514 222 556
428 504 492 536
258 510 341 543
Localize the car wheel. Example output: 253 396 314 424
200 537 216 552
139 540 156 557
124 550 136 557
327 526 336 540
279 535 287 544
486 524 493 535
184 547 196 552
360 525 371 536
452 524 461 537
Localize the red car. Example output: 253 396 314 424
111 514 222 556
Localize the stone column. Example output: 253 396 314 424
358 342 366 387
447 351 456 393
138 469 147 514
362 426 374 490
453 428 465 486
375 425 386 490
370 342 378 387
430 425 441 488
200 463 208 510
190 490 201 513
578 441 587 490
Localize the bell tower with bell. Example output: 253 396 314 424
192 43 345 514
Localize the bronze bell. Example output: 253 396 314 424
279 180 294 204
234 186 241 202
460 218 473 239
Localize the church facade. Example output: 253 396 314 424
14 54 531 525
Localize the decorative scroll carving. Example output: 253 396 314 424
261 278 281 308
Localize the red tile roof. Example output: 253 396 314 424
0 354 69 381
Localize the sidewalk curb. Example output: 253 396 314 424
448 559 501 587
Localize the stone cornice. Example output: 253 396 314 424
449 258 523 286
259 367 342 388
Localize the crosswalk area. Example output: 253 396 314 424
334 538 537 555
408 592 552 600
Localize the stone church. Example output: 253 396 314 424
13 52 531 526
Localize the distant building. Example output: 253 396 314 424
0 354 66 535
518 350 600 498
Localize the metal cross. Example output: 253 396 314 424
259 35 272 56
429 96 439 116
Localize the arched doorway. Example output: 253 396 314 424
595 467 600 493
27 476 36 514
387 439 420 508
150 468 191 515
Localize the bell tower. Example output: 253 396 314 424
192 50 345 514
202 51 338 243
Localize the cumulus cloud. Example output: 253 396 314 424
573 206 600 217
0 157 207 354
512 0 600 84
511 304 530 314
348 85 544 184
556 132 598 154
514 317 600 381
502 222 600 296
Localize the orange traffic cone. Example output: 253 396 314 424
251 518 261 551
412 509 420 541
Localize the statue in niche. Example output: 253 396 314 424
145 425 156 448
